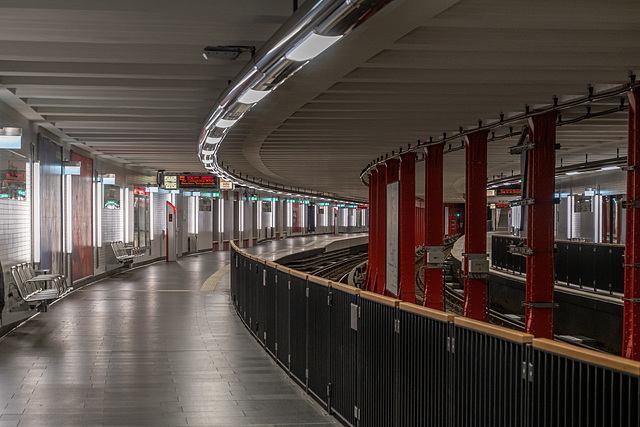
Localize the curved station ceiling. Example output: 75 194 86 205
1 0 639 202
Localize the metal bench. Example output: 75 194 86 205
10 263 70 312
110 241 143 263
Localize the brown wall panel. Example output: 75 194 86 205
71 151 93 281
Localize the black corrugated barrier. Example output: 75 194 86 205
395 303 452 427
230 243 640 426
329 283 359 426
289 269 307 387
264 263 278 356
275 268 290 369
491 235 625 294
307 277 331 406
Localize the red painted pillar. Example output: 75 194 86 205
399 153 416 303
463 130 489 321
624 89 640 360
374 164 387 294
524 111 558 339
365 170 377 291
424 143 445 310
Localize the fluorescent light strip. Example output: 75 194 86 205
238 88 271 104
206 136 222 144
124 188 129 243
66 175 73 253
216 118 238 129
239 200 244 232
285 32 343 62
33 162 41 263
218 198 224 239
149 192 154 241
97 182 102 247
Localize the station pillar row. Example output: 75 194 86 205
423 143 444 310
463 130 489 321
624 88 640 361
524 111 558 339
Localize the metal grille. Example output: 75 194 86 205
529 346 639 426
359 297 395 427
264 264 278 355
451 325 527 427
396 308 449 427
329 289 358 426
307 278 330 406
276 269 290 370
289 274 307 386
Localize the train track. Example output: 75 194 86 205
282 249 369 283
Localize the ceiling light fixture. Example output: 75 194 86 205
238 89 271 104
285 32 343 62
216 118 238 129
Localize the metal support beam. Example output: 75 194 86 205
423 143 444 310
524 110 558 339
463 130 489 321
365 170 377 291
399 153 416 303
374 164 387 294
624 89 640 360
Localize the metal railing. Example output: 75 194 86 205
491 235 625 294
230 243 639 426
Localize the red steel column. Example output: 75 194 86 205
399 153 416 303
524 111 558 339
463 130 489 321
424 143 445 310
374 164 387 294
365 170 377 291
624 89 640 360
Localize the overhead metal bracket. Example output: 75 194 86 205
509 143 535 155
511 198 535 207
508 245 534 256
522 302 558 309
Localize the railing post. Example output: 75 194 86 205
424 143 445 310
624 88 640 360
463 130 489 321
524 111 558 339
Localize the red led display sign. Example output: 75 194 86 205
178 175 218 189
497 188 521 196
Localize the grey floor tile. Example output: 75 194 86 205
0 249 338 426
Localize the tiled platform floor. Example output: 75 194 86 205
0 247 337 426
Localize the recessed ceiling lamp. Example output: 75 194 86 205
216 119 238 129
285 32 343 62
238 89 271 104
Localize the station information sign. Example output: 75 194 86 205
163 175 178 190
219 179 233 190
178 175 218 189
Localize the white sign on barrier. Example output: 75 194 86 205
386 181 399 296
